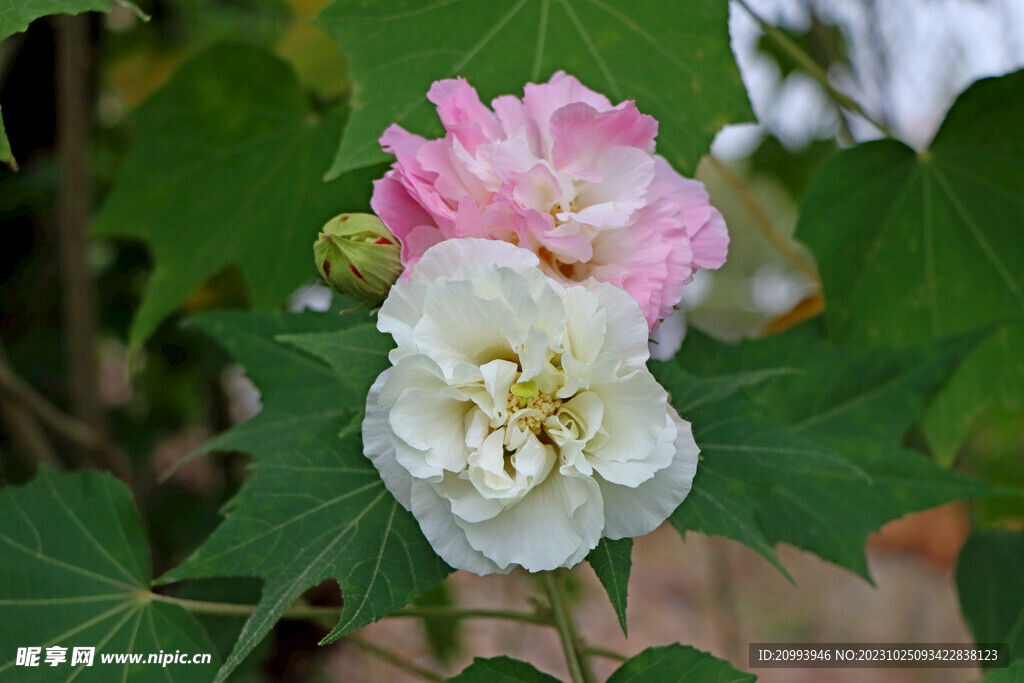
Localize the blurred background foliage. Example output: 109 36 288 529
1 0 1022 679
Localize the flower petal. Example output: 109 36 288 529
390 388 473 474
409 238 540 282
362 371 412 508
459 471 604 572
587 369 670 468
411 480 509 575
599 409 699 538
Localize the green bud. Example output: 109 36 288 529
314 213 403 304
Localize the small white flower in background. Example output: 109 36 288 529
363 239 699 574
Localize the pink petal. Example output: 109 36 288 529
428 78 502 154
371 175 437 247
550 101 658 174
689 206 729 270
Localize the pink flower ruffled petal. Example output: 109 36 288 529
371 72 728 331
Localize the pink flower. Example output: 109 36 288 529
371 72 728 331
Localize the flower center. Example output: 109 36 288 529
505 380 562 435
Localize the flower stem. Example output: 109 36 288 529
147 591 552 625
538 572 597 683
584 645 628 662
734 0 898 140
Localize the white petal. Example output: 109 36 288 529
547 391 603 447
377 280 429 362
587 369 670 466
582 279 650 371
467 428 518 498
561 285 606 365
377 354 448 408
599 409 699 539
479 359 518 422
362 371 412 508
511 434 556 485
410 480 509 575
589 410 676 487
390 388 473 473
411 238 539 282
433 471 505 523
415 279 524 373
648 309 686 361
459 472 604 572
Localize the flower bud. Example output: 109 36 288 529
314 213 403 303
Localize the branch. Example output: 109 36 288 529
146 592 560 681
345 634 445 682
0 396 62 471
735 0 898 140
148 592 552 626
0 342 130 479
54 14 105 436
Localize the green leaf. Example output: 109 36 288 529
315 0 751 178
277 323 394 398
655 325 994 579
586 537 631 637
0 468 219 681
797 70 1024 461
606 644 755 682
1 0 127 37
0 105 13 168
159 311 450 683
92 44 384 349
450 656 561 682
956 529 1024 666
678 324 989 443
983 660 1024 682
0 0 143 166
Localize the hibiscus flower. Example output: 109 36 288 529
371 72 728 331
363 239 699 574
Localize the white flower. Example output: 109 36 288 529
362 239 699 574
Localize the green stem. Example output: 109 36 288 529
147 592 551 625
345 634 445 682
735 0 898 140
538 572 597 683
394 605 552 626
584 646 628 662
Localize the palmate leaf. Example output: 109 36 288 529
655 325 994 579
92 44 384 349
0 469 219 682
159 312 450 683
797 70 1024 462
315 0 751 178
956 529 1024 667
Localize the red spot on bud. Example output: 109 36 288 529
349 264 364 280
322 260 331 276
374 237 391 245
